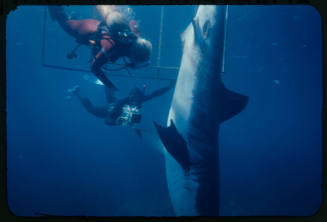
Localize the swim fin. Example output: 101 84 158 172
48 6 68 22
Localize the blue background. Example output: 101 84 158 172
6 5 322 216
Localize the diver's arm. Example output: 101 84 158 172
143 85 172 102
78 96 108 119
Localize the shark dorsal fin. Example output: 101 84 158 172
154 120 190 170
220 88 249 122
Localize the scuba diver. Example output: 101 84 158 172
48 5 152 91
70 82 173 130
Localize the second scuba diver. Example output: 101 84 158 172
48 5 152 91
71 82 173 129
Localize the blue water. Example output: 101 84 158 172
6 5 322 216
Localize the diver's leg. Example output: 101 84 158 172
80 98 108 118
48 6 77 37
91 52 119 91
48 6 68 23
48 6 100 42
73 87 108 118
92 66 118 91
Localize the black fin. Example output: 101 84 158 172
154 120 190 170
220 88 249 122
48 6 68 22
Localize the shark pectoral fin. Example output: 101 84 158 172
220 89 249 122
154 121 190 170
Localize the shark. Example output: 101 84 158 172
154 5 249 216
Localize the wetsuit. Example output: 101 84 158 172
48 6 133 90
76 85 172 126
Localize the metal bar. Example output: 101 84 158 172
151 66 179 70
43 61 179 76
43 64 91 73
157 6 165 66
156 6 165 78
221 5 229 74
43 63 176 80
41 8 47 67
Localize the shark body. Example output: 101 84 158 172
155 5 248 216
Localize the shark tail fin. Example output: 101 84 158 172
220 88 248 122
154 121 190 170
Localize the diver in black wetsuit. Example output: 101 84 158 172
71 83 173 127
